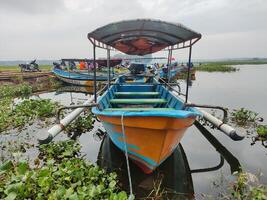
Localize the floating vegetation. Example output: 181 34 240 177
65 112 94 139
196 63 238 72
0 139 35 164
0 140 128 200
38 140 81 162
32 77 63 92
256 125 267 138
230 172 267 200
0 99 58 133
230 108 259 127
0 84 32 99
208 172 267 199
251 125 267 148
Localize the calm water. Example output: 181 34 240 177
2 65 266 198
180 65 267 197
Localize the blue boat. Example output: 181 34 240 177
87 19 202 173
52 68 112 86
92 73 201 173
52 59 122 86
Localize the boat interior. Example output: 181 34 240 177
97 75 186 112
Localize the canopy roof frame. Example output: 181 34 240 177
87 19 202 103
88 19 201 55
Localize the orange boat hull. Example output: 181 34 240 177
97 115 196 173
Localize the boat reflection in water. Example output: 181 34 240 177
56 85 95 94
97 135 194 199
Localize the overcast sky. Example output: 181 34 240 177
0 0 266 60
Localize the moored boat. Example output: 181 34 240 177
88 19 202 173
92 76 201 173
52 58 122 86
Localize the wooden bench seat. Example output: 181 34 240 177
104 108 175 111
114 92 159 97
110 98 167 104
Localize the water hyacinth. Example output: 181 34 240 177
0 99 58 133
0 140 129 200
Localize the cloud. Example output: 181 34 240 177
0 0 266 60
0 0 66 14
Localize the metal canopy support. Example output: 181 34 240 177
168 49 172 83
107 48 111 89
93 44 97 102
166 50 170 83
185 44 192 103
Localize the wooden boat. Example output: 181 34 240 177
88 19 202 173
52 59 122 86
52 68 112 86
92 75 201 173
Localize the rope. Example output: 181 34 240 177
121 113 135 200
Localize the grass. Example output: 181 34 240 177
196 63 238 72
0 65 52 72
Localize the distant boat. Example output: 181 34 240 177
52 59 122 86
159 65 183 80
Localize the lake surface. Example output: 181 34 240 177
2 65 266 199
180 65 267 197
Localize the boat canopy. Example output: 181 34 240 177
87 19 201 56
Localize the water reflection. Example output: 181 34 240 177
56 85 94 94
97 135 194 199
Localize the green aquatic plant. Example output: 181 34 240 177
230 108 259 127
208 172 267 200
0 140 128 200
196 63 238 72
65 112 94 138
231 172 267 200
0 99 58 133
32 77 63 92
256 125 267 138
0 84 32 99
39 140 81 162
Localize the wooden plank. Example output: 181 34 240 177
110 98 167 104
114 92 159 96
104 108 175 111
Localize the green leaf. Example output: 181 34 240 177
17 161 28 175
0 160 13 172
109 180 117 189
5 192 17 200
